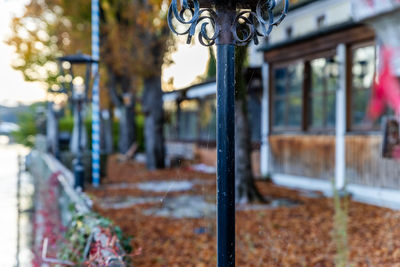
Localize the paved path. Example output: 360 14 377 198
0 144 30 267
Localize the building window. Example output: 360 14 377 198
178 100 199 141
272 62 304 130
269 41 382 133
164 100 178 140
248 92 262 143
351 44 376 130
199 97 216 142
308 57 338 130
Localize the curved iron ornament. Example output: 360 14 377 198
167 0 289 46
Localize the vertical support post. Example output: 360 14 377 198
335 43 347 191
176 99 181 139
216 5 235 267
217 44 235 267
91 0 101 187
16 155 21 267
74 98 85 189
260 62 270 178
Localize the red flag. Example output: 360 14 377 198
368 47 400 119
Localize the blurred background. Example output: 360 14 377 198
2 0 400 266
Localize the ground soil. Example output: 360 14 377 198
87 155 400 266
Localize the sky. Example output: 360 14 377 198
163 40 210 90
0 0 210 107
0 0 46 107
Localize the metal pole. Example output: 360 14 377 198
91 0 101 187
74 98 85 189
166 2 288 265
216 6 235 267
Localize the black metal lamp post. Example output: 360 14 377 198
167 0 288 266
58 53 98 190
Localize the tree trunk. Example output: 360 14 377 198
235 98 265 203
142 75 165 170
107 70 136 155
235 46 265 204
100 109 113 154
117 95 136 154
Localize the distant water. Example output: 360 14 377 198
0 143 32 267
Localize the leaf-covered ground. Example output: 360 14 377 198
87 156 400 266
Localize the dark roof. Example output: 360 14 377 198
259 20 356 52
58 53 98 64
163 79 216 97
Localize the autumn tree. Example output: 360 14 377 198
133 1 171 170
8 0 172 164
7 0 93 155
235 45 265 203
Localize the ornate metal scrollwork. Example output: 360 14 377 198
167 0 289 46
167 0 219 46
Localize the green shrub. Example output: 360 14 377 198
11 103 45 147
58 110 145 153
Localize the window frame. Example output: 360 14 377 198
307 53 338 133
347 41 378 132
271 60 305 133
269 41 381 135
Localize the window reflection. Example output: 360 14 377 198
248 93 262 142
309 57 338 130
270 42 386 133
273 62 304 129
178 100 199 141
164 100 178 140
351 45 375 129
199 97 216 142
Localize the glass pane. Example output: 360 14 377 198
179 111 198 141
327 74 338 92
352 89 370 126
288 96 302 126
309 94 324 128
327 57 339 91
272 62 304 129
311 57 339 93
351 45 375 128
273 99 285 127
326 93 336 127
311 58 326 93
288 63 304 94
274 68 286 96
352 46 375 90
199 97 216 141
164 100 178 139
248 93 261 142
178 100 199 140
